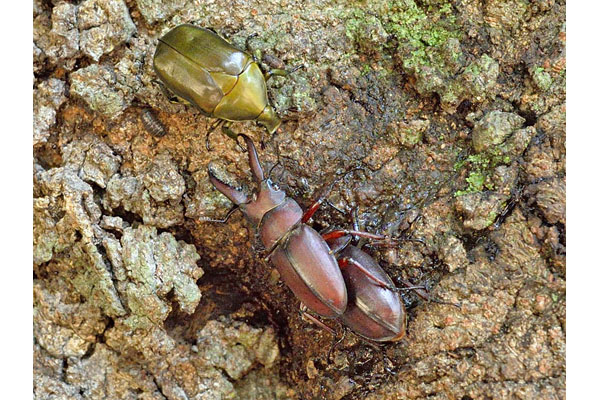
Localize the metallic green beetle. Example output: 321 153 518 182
153 24 295 147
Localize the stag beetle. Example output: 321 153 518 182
326 234 407 342
207 135 407 340
154 24 299 148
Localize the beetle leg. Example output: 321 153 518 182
399 278 461 308
152 79 174 100
323 234 352 256
264 69 287 81
169 95 192 106
244 32 259 54
338 257 400 292
322 229 392 243
327 327 348 364
205 122 246 152
302 198 326 224
221 122 238 140
152 79 191 106
264 64 304 81
398 283 427 291
299 303 336 335
365 237 426 247
302 167 363 223
325 200 347 216
323 229 425 248
198 205 240 224
205 120 224 151
350 207 364 245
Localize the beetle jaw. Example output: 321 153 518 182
208 167 249 206
257 106 281 134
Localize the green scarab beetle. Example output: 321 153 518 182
153 24 296 147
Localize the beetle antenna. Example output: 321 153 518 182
397 278 461 308
267 161 282 181
198 206 240 224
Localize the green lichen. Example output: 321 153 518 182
455 110 535 197
454 171 487 197
343 1 460 66
117 225 203 330
533 66 553 91
341 1 471 110
466 172 485 191
453 151 510 196
484 209 499 228
361 64 372 76
444 54 499 107
68 242 127 318
386 1 460 72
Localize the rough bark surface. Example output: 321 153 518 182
33 1 565 399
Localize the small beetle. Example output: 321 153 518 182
154 24 296 147
326 235 406 342
207 135 406 337
327 223 458 342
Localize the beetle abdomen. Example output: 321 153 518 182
158 25 249 75
271 225 347 318
339 246 406 341
341 303 405 342
154 42 224 113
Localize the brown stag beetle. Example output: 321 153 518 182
325 232 407 342
325 213 459 342
207 134 413 341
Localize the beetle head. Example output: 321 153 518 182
257 106 281 134
208 134 287 226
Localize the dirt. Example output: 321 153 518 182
33 0 565 399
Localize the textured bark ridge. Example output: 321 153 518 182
34 1 565 399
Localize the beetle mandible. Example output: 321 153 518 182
154 24 299 148
207 135 408 340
